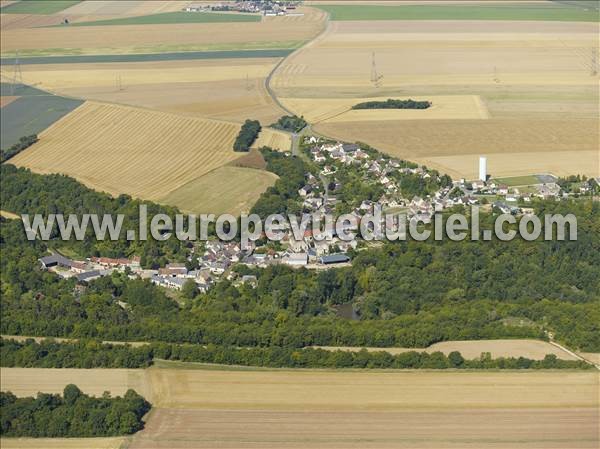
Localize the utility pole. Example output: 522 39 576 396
11 50 23 95
370 52 383 88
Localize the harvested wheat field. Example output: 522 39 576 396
130 367 599 448
0 437 127 449
280 95 489 123
129 407 599 449
10 101 243 203
158 166 278 216
272 20 599 178
2 366 597 448
0 7 326 55
315 339 578 361
316 118 599 179
144 368 598 410
10 59 289 123
252 127 293 150
0 367 150 399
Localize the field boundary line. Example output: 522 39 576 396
548 341 600 370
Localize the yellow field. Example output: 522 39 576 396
280 95 489 123
0 437 127 449
15 60 276 89
0 7 326 55
0 367 150 399
272 20 599 178
10 101 243 203
144 367 598 410
3 58 289 123
316 339 578 360
316 118 599 179
2 366 597 448
158 166 278 216
252 127 293 150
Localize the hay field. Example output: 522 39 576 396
0 7 326 55
158 166 278 216
10 101 243 203
315 339 579 361
0 367 150 399
0 437 127 449
272 20 599 178
10 59 288 123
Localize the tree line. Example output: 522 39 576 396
0 135 38 163
1 385 150 437
1 338 590 370
352 99 431 110
233 119 261 152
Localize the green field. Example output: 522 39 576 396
317 4 600 22
0 84 82 150
491 175 543 186
65 11 261 27
0 49 294 65
0 0 80 14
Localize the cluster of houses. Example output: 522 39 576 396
303 137 464 224
184 1 300 16
38 254 142 284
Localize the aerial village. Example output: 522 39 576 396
38 135 598 295
184 1 302 16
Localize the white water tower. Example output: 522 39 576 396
479 156 487 182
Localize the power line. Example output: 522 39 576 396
370 52 383 88
11 50 23 95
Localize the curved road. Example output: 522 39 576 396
264 8 331 154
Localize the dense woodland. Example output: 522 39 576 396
250 149 311 217
0 164 188 268
233 119 261 152
270 115 307 133
1 149 599 369
1 338 589 370
352 99 431 110
1 385 150 437
1 196 598 353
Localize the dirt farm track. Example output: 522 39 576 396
1 366 598 449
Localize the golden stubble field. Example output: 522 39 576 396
159 166 278 216
9 101 239 205
272 20 599 179
2 366 598 448
10 59 289 124
0 7 327 54
9 101 288 214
